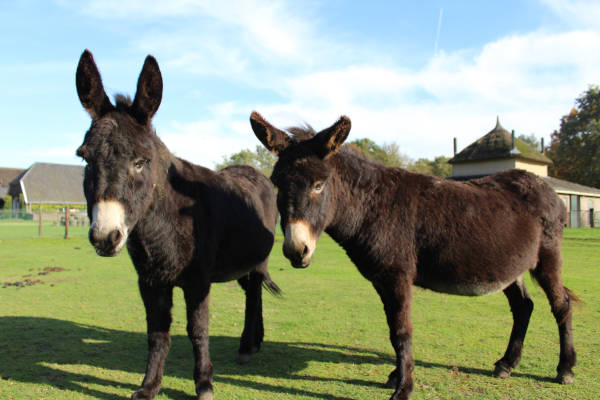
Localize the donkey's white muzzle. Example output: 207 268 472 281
89 200 128 257
283 220 316 268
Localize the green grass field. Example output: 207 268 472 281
0 221 598 399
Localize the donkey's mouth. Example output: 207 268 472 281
292 261 310 269
283 247 313 269
287 255 311 269
89 227 128 257
94 244 123 257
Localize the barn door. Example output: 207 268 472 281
570 195 580 228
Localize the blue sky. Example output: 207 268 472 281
2 0 600 169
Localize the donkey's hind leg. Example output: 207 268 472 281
532 246 576 384
494 276 534 378
237 267 265 364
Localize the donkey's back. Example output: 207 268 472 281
209 164 278 282
413 169 566 296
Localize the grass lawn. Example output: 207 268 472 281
0 220 598 399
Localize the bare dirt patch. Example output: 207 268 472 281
1 267 67 288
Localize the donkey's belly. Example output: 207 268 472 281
210 262 259 283
415 278 514 296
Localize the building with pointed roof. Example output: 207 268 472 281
450 117 552 178
450 118 600 228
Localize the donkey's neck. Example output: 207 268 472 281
133 144 180 235
326 151 390 242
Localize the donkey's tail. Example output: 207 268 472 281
529 271 582 312
262 273 282 296
530 271 581 300
564 286 582 304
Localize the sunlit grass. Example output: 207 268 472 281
0 221 598 399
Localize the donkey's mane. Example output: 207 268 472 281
287 125 375 164
115 94 133 111
286 125 316 142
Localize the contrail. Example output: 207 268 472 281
434 8 443 55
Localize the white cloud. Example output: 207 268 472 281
422 30 600 105
541 0 600 30
57 0 600 165
160 114 258 168
244 29 600 160
68 0 314 68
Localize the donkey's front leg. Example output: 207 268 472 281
183 283 213 400
132 284 174 400
374 278 414 400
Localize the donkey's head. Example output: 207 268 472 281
76 50 163 256
250 112 351 268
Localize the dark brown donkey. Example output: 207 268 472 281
75 50 279 400
249 111 577 400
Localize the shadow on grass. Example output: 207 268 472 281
0 316 554 399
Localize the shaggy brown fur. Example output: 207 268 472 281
76 50 279 400
250 111 577 400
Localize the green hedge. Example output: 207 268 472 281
1 195 11 210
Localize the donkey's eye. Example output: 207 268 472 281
133 158 148 173
313 181 325 193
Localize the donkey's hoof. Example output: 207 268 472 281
238 345 260 364
493 362 512 379
556 371 575 385
197 390 214 400
237 353 252 364
131 389 151 400
384 370 397 388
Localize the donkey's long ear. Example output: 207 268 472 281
250 111 291 155
131 55 163 125
76 49 114 120
312 116 351 159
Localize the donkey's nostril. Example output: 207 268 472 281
108 229 122 247
89 227 100 244
302 245 309 257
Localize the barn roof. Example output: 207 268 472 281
543 176 600 197
18 162 86 205
449 117 552 165
0 167 25 188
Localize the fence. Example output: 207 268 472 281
2 208 599 229
0 208 89 227
567 210 600 228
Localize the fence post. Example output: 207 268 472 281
38 203 42 236
64 206 70 239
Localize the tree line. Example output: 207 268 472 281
216 139 453 178
216 136 538 179
218 86 600 188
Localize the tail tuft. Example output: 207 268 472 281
565 286 582 305
262 276 282 297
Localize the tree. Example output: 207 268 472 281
215 145 277 177
518 133 540 150
407 156 451 177
219 138 451 179
351 138 450 177
547 86 600 188
350 138 410 168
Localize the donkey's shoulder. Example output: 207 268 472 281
217 164 273 192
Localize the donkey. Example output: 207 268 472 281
75 50 280 400
249 111 577 400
